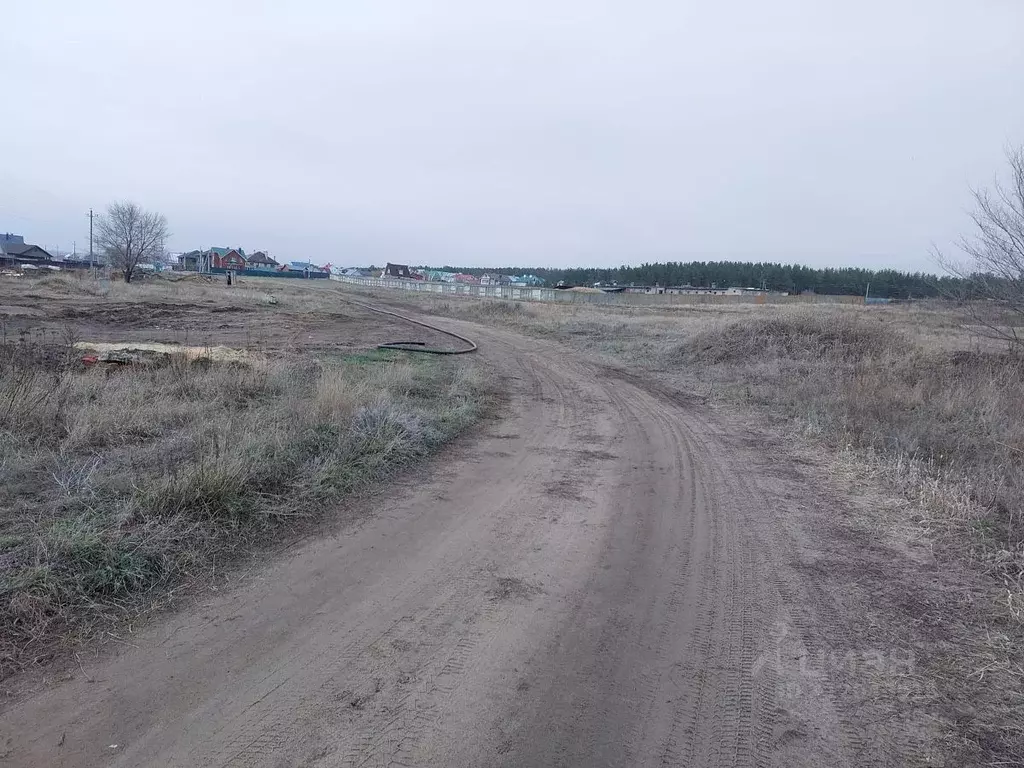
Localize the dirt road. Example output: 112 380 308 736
0 317 931 767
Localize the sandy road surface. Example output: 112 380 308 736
0 318 925 767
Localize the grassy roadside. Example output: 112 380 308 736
0 328 489 677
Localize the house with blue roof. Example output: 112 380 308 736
282 260 327 273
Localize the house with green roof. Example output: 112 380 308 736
178 247 247 272
209 247 246 270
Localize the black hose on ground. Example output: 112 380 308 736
338 296 478 355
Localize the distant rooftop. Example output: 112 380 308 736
208 246 246 257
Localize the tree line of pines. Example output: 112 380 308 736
434 262 965 299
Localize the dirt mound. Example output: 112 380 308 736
681 311 906 364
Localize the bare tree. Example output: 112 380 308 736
937 146 1024 346
95 201 169 284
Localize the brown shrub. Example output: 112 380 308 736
680 310 907 364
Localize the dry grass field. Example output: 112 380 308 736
0 272 490 677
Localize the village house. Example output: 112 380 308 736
480 273 512 286
176 246 331 278
662 285 772 296
511 274 545 287
177 250 202 271
336 267 371 277
1 233 55 267
209 247 246 270
422 269 457 282
178 247 251 272
280 261 329 276
664 285 730 296
246 251 279 270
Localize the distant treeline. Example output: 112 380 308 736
432 261 964 298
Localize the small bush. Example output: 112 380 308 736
430 299 535 324
44 518 164 598
473 301 532 319
351 400 434 459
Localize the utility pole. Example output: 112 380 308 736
86 208 95 267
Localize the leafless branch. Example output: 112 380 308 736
935 146 1024 348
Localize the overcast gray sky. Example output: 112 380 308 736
4 1 1023 270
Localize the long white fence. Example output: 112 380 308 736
330 275 867 306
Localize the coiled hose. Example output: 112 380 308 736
338 296 478 355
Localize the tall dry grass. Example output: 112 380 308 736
677 312 1024 577
0 336 487 675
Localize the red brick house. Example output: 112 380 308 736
210 247 247 270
